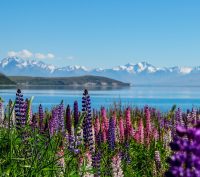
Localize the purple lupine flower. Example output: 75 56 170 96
73 101 79 129
39 104 44 132
31 114 37 129
66 133 81 155
175 108 184 127
48 115 54 136
82 89 94 153
185 108 197 128
120 142 131 164
58 102 65 133
92 151 101 177
191 108 197 125
66 104 72 135
49 107 59 136
165 123 200 177
108 116 115 151
15 89 26 129
96 131 102 148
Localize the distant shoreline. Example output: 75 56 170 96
0 84 130 90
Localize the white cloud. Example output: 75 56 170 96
66 56 75 60
8 49 33 58
35 53 55 59
7 49 55 59
46 53 55 59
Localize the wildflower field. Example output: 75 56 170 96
0 89 199 176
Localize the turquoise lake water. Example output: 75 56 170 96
0 86 200 112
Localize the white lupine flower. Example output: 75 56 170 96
0 101 4 126
79 151 94 177
111 154 124 177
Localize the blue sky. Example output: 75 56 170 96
0 0 200 68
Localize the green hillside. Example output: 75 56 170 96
0 73 16 85
9 75 130 87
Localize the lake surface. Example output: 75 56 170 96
0 86 200 112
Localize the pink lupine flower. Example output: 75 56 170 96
145 106 152 145
130 126 135 138
113 111 117 127
145 106 151 134
125 107 133 139
119 116 125 142
102 128 107 143
101 107 109 141
134 131 140 143
101 107 109 132
138 119 144 144
145 132 150 146
94 116 100 137
152 128 159 141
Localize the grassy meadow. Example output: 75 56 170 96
0 89 199 176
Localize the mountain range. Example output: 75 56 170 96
0 57 200 86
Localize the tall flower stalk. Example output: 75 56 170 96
66 104 72 135
49 107 59 136
39 104 44 132
82 89 94 153
119 116 125 142
111 153 124 177
58 101 65 133
145 106 151 145
101 107 109 142
74 101 79 130
125 108 133 140
15 89 26 129
108 116 115 151
0 97 4 126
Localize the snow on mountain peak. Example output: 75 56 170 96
0 57 199 81
179 67 193 74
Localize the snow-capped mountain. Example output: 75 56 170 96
0 57 199 85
